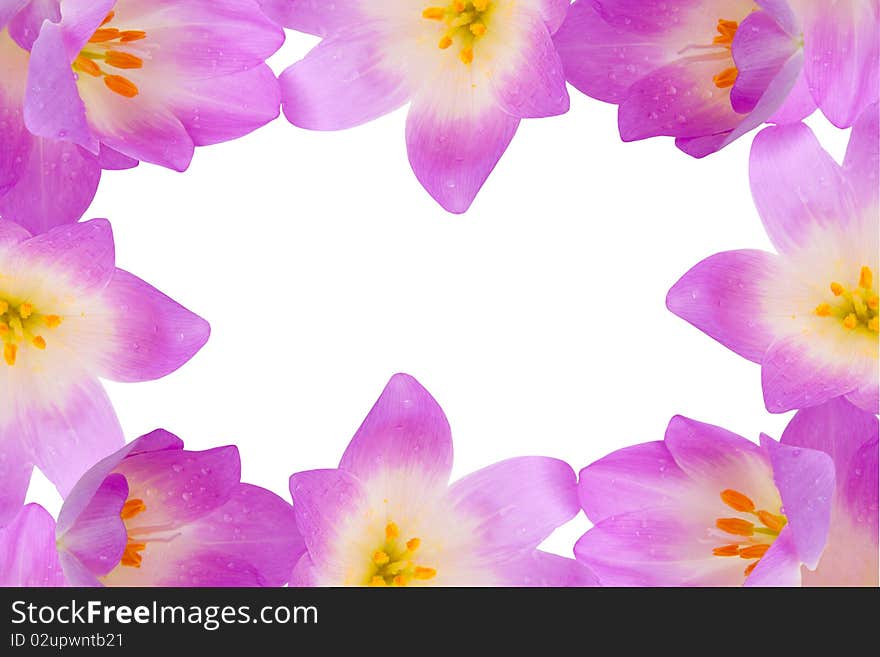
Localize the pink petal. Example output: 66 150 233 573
8 0 60 51
744 526 803 586
803 0 879 128
749 122 857 254
12 218 116 293
578 441 691 523
0 30 37 195
843 102 879 212
767 68 817 124
553 0 673 104
172 64 280 146
447 457 579 557
279 27 409 130
54 0 116 54
491 10 569 119
57 472 129 578
289 554 319 587
406 97 519 214
19 376 124 497
0 219 32 250
762 435 834 569
496 551 600 587
96 268 210 382
0 426 33 527
339 373 453 487
761 335 865 413
666 249 780 363
530 0 571 33
256 0 360 37
97 144 138 170
0 137 101 234
0 0 30 31
289 468 368 569
0 504 66 586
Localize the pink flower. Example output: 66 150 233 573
0 218 209 526
0 0 283 233
55 429 304 586
270 0 571 213
0 503 67 587
553 0 878 156
667 104 878 413
289 374 596 586
576 399 877 586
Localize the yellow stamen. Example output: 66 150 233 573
712 19 739 46
744 561 758 577
413 566 437 580
392 575 407 586
869 317 879 332
422 7 446 19
104 51 144 70
473 0 488 10
373 550 390 566
89 28 121 43
830 282 845 296
843 313 858 330
120 30 147 43
385 522 400 541
369 576 387 587
3 343 17 366
716 518 754 536
712 67 738 88
712 544 741 557
438 35 453 49
815 303 832 317
32 336 46 350
44 315 62 328
406 538 421 552
10 316 23 338
757 510 786 532
104 75 139 98
120 541 147 568
120 498 146 520
859 266 873 290
0 323 7 336
74 55 102 77
101 12 115 26
453 0 466 11
720 489 755 513
0 300 7 313
739 544 770 559
469 22 487 36
459 46 474 65
18 303 33 319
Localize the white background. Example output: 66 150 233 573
26 32 849 559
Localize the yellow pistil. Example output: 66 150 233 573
422 1 492 66
119 498 147 569
366 521 438 587
815 265 879 334
0 294 63 367
72 12 147 98
713 488 787 579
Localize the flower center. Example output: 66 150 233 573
366 522 438 586
0 297 62 367
815 265 879 334
72 11 147 98
712 488 787 578
679 18 741 89
422 0 492 65
119 498 147 568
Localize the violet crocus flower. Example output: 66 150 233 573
55 429 304 586
0 0 283 233
269 0 571 214
553 0 878 157
0 503 67 586
288 374 596 586
667 104 879 413
0 218 209 526
576 400 877 586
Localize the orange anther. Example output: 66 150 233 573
105 51 144 69
104 75 139 98
716 518 754 536
720 489 755 513
712 544 741 557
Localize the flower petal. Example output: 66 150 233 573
289 468 368 570
0 30 36 196
0 0 30 31
490 10 569 119
256 0 360 37
666 250 780 363
579 441 692 523
767 68 817 124
54 0 116 54
762 434 834 569
448 457 579 557
183 484 304 587
8 0 60 51
279 27 409 130
339 373 453 487
761 335 864 413
97 144 138 171
553 0 673 104
0 219 32 251
803 0 879 128
843 102 879 212
0 137 101 234
0 504 66 586
406 97 519 214
57 472 128 578
19 376 124 497
95 268 210 382
12 218 115 294
0 427 33 527
743 526 802 586
749 122 857 254
730 10 799 115
113 445 242 529
496 551 600 587
24 20 97 151
172 64 280 146
289 554 319 587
